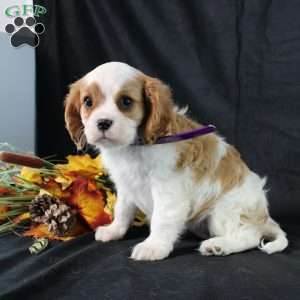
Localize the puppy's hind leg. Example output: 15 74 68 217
199 226 262 256
199 218 289 256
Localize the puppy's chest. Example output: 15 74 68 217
102 149 155 214
114 161 151 193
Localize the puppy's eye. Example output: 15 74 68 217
118 96 133 110
83 97 93 108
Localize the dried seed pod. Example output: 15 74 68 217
0 151 53 169
29 194 77 236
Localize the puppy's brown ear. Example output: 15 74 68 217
142 77 174 144
64 81 87 151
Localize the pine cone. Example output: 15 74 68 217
44 202 77 236
29 194 58 223
29 194 77 236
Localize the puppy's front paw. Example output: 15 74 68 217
95 224 124 242
131 239 171 261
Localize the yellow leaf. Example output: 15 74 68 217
20 167 43 184
104 191 117 216
55 175 73 190
56 155 105 178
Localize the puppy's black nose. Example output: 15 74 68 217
97 119 113 131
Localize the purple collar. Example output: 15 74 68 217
136 124 216 145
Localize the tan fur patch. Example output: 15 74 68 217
65 80 105 150
115 79 145 122
173 112 249 194
175 114 220 182
185 147 249 222
80 82 104 119
213 145 249 193
64 79 85 149
142 76 175 144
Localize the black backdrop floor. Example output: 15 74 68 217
1 219 299 300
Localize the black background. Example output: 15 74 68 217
35 0 300 219
3 1 299 299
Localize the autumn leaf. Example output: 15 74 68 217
66 177 111 229
56 155 104 178
54 155 105 190
23 222 88 241
0 205 10 222
104 191 117 216
41 180 70 199
55 175 73 190
20 167 43 184
13 212 30 224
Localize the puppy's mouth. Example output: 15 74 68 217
94 133 116 144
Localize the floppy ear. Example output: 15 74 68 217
64 81 87 151
142 77 174 144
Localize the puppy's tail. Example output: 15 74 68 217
259 218 288 254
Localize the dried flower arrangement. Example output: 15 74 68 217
0 144 144 253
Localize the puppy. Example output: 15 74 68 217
64 62 288 261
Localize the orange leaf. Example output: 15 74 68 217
41 180 70 199
23 222 88 241
13 212 30 224
66 178 112 229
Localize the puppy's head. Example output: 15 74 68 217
64 62 174 150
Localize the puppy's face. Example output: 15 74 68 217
80 66 145 148
65 62 174 150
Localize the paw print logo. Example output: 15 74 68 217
5 16 45 48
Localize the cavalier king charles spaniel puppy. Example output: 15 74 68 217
64 62 288 261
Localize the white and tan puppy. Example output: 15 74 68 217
64 62 288 261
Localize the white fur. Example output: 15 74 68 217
85 62 142 95
97 144 192 260
82 62 288 260
96 140 287 260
